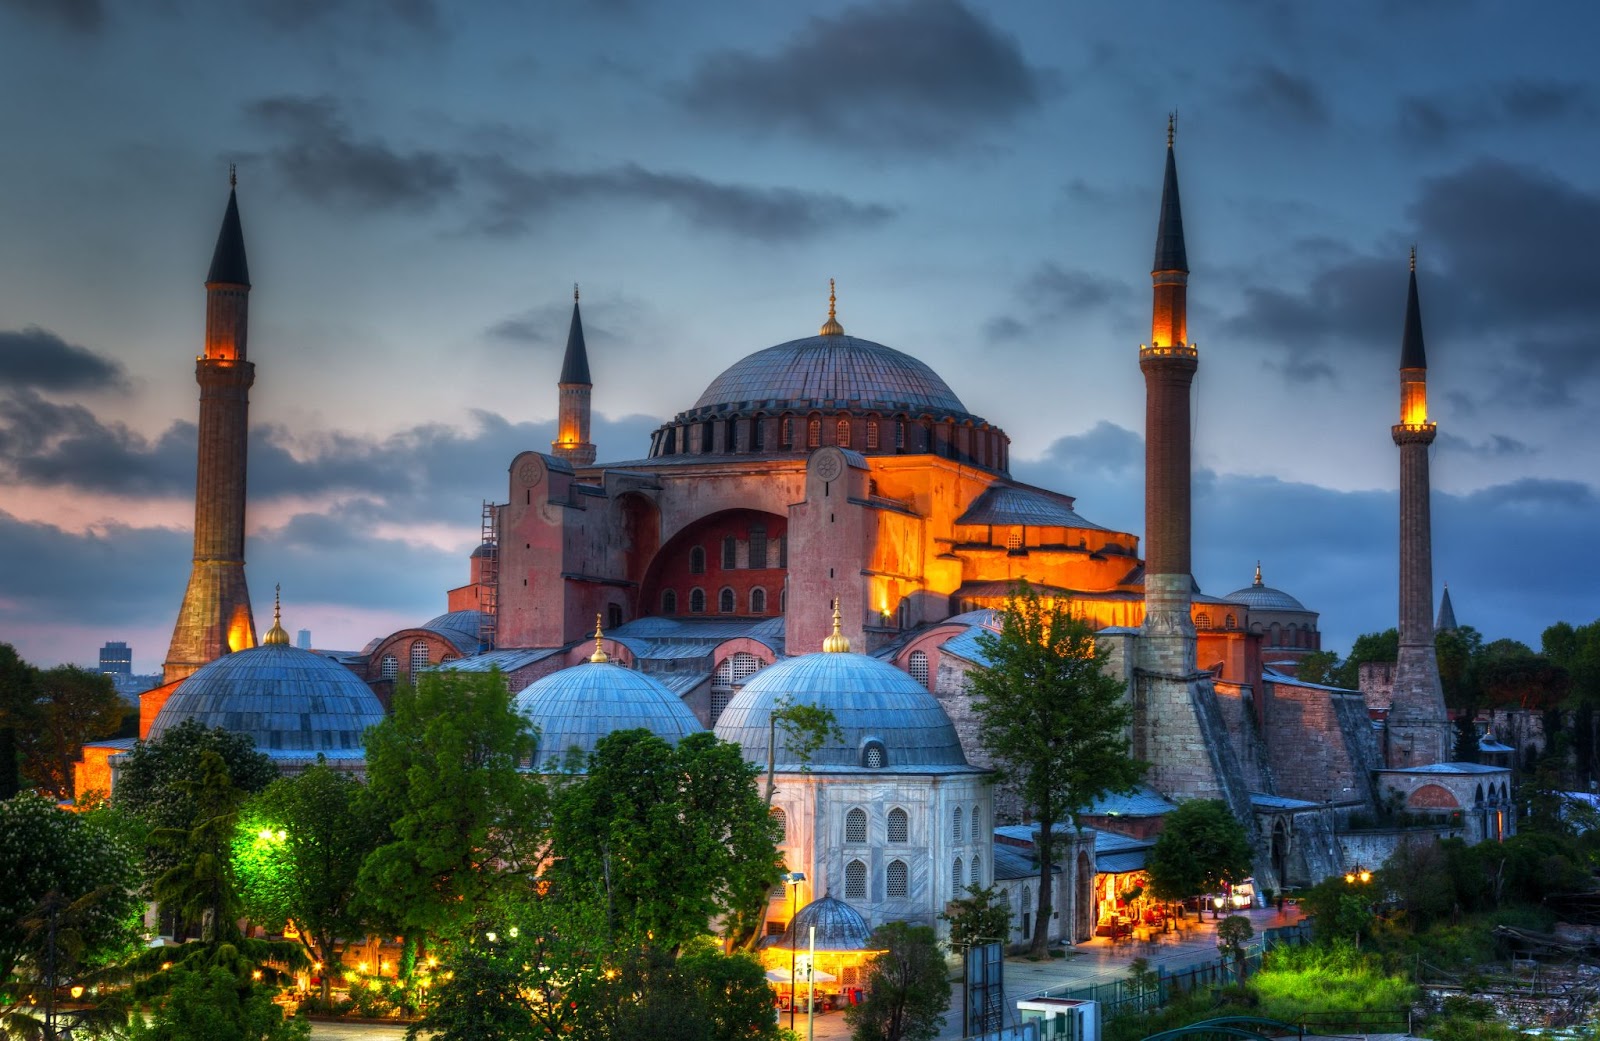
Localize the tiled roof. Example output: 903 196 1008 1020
1250 792 1323 811
955 484 1105 530
692 335 971 418
1086 785 1177 817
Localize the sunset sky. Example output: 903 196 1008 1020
3 0 1598 673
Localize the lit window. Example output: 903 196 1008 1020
1196 612 1211 629
690 588 706 613
867 421 879 450
381 654 398 680
909 651 930 690
722 536 737 570
845 808 867 844
1007 527 1022 551
410 641 430 674
751 588 767 613
862 741 886 769
845 859 867 900
841 966 859 986
953 806 963 844
886 859 908 898
836 418 851 447
719 587 735 613
887 808 908 843
772 807 787 841
689 546 706 575
808 418 821 448
953 858 964 899
662 590 677 614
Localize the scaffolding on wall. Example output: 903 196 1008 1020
479 500 500 652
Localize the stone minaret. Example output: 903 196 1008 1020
163 171 258 684
1387 249 1450 766
551 285 596 466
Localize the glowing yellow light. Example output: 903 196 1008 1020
358 962 369 973
161 962 172 971
1344 873 1355 884
313 962 323 971
70 986 84 999
258 829 274 840
485 931 497 942
426 957 437 968
252 970 263 981
1359 871 1372 884
508 926 519 938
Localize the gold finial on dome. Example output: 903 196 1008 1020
819 278 844 337
589 614 610 663
263 583 290 645
1253 561 1263 587
822 598 851 653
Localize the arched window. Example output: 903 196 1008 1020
1195 612 1211 629
607 603 623 629
845 859 867 901
725 417 738 452
722 536 737 570
895 420 906 450
886 859 908 898
701 419 715 453
780 415 794 449
1022 884 1032 940
908 650 930 690
862 741 886 769
887 807 908 843
953 858 964 899
661 589 678 614
953 806 963 844
845 808 867 844
1224 614 1237 630
719 587 735 613
689 588 706 613
772 807 787 841
971 805 981 839
969 855 981 888
748 525 767 568
381 654 398 680
410 640 430 673
750 588 767 613
867 421 880 450
807 417 821 448
836 418 851 447
689 546 706 574
752 415 766 451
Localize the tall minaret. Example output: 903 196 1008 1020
163 170 258 684
551 284 596 467
1387 248 1450 765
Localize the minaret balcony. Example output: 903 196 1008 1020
1391 422 1437 444
1139 343 1199 359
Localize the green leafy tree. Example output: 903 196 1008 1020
1331 629 1399 691
1144 799 1253 906
1215 915 1253 981
1293 650 1340 687
0 644 39 800
235 763 388 1001
939 883 1011 950
127 963 309 1041
16 665 125 800
569 941 782 1041
1544 620 1600 780
845 921 950 1041
553 728 781 954
1298 874 1374 948
970 581 1146 957
358 670 547 964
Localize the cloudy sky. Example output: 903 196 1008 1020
3 0 1598 673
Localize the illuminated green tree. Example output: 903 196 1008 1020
1145 799 1252 905
16 665 125 800
845 922 950 1041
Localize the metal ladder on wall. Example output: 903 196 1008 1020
478 501 499 653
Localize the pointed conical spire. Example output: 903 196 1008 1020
263 584 290 646
1436 583 1457 632
206 168 251 287
1400 247 1426 370
559 284 591 385
1153 114 1188 274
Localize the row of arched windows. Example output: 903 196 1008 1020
380 640 456 680
843 858 912 901
650 410 1009 472
1193 612 1238 631
661 587 772 615
950 856 984 898
951 803 982 843
687 531 783 574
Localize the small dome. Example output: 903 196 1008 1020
776 895 875 951
693 335 969 417
714 652 968 770
1224 563 1309 613
514 662 704 771
424 610 485 636
150 644 386 758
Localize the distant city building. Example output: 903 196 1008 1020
296 629 311 650
98 641 133 676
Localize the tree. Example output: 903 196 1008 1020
16 665 124 800
358 670 547 962
939 884 1010 951
0 644 39 800
1331 629 1399 691
1144 800 1253 907
1293 650 1340 687
127 963 309 1041
552 728 781 954
235 763 388 1002
150 750 248 944
1215 915 1253 981
970 581 1146 957
845 921 950 1041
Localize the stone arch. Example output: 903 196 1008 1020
1407 783 1460 810
1076 850 1093 941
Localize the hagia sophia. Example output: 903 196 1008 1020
77 126 1515 951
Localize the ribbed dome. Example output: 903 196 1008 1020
776 895 875 951
1225 581 1308 612
424 610 484 635
693 335 968 417
714 652 968 771
150 644 386 758
514 662 704 771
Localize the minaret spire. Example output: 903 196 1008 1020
164 174 259 683
552 284 597 466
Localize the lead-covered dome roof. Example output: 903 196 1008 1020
694 335 970 418
1224 565 1310 613
149 644 386 758
714 651 970 771
514 662 704 771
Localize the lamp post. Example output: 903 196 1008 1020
1211 895 1224 921
782 871 806 1031
1343 864 1371 885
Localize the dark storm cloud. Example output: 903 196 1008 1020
246 96 461 212
987 263 1137 343
678 0 1043 152
473 158 894 242
0 390 194 494
1398 79 1596 146
0 511 188 626
1232 65 1330 127
1437 432 1531 459
0 0 102 33
0 327 127 391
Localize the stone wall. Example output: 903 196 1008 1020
1262 679 1378 807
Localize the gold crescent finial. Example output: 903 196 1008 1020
589 613 609 663
263 583 290 645
819 278 845 336
229 163 237 189
1409 245 1416 273
1167 112 1175 148
822 597 851 653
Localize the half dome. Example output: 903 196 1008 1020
514 661 704 771
149 643 386 758
694 335 969 417
714 651 968 771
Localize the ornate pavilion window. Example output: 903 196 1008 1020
845 860 867 901
845 808 867 844
953 806 963 844
952 858 963 899
971 805 981 840
887 807 908 843
771 807 787 841
969 855 981 888
862 741 887 769
886 859 908 898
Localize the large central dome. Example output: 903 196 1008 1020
694 335 969 417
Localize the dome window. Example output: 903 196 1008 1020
750 588 767 614
780 416 794 449
752 415 766 451
845 859 867 901
661 590 678 614
381 654 398 680
887 807 908 843
689 546 706 575
845 808 867 844
867 421 880 450
895 420 906 450
836 418 851 448
807 418 821 449
862 740 887 769
886 859 908 898
409 640 430 674
719 587 735 613
689 588 707 614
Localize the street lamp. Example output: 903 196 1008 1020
782 871 806 1031
1343 864 1371 885
1211 895 1224 921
